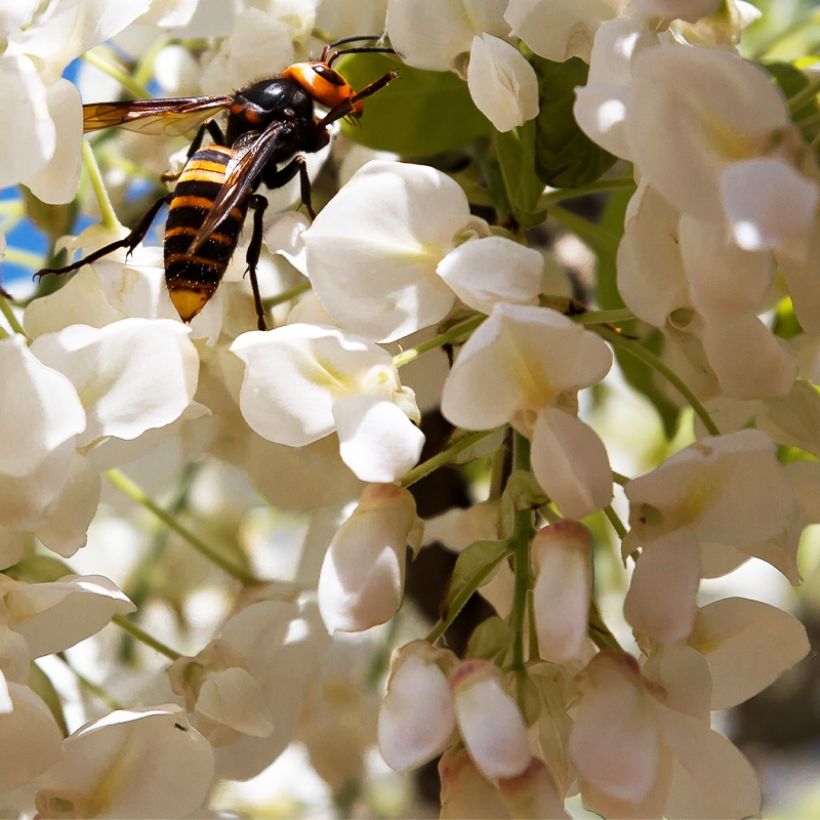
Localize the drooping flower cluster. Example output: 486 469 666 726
0 0 818 817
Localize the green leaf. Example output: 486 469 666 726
467 616 514 662
29 662 68 736
494 120 547 227
337 54 491 155
443 539 510 621
764 61 818 121
531 56 617 189
595 188 681 438
500 469 548 536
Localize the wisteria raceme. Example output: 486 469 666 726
0 0 818 817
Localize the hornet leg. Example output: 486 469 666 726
35 195 171 280
261 155 314 219
247 194 269 331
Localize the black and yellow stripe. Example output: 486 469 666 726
164 145 249 321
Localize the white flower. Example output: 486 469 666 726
318 484 423 632
230 323 423 482
441 303 613 517
34 705 214 819
467 34 539 132
633 0 721 24
378 640 457 771
168 597 329 780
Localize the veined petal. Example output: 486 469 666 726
196 667 275 737
439 747 512 819
334 395 424 484
498 757 569 818
530 408 613 519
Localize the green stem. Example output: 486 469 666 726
0 289 27 338
112 615 181 661
4 248 43 269
537 177 635 209
548 205 620 256
134 35 170 87
82 140 121 232
588 604 624 653
510 433 535 677
393 314 485 368
400 429 495 487
751 8 820 59
104 469 260 585
56 653 123 710
261 280 312 309
603 504 628 540
82 49 152 98
789 73 820 115
426 548 511 643
612 470 630 487
571 307 635 326
596 326 720 436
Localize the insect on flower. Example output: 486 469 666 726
36 36 398 330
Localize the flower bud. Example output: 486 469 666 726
318 484 422 633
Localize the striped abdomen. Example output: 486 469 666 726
164 145 249 322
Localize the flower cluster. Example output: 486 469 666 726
0 0 818 817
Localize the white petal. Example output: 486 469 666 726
451 660 531 780
679 214 772 318
690 597 810 710
721 158 818 256
197 667 275 737
334 396 424 483
35 705 214 819
31 454 101 556
439 747 513 819
7 574 135 657
467 35 539 132
0 54 53 188
573 84 631 159
785 459 820 523
387 0 509 72
570 653 660 802
437 236 543 314
0 683 63 792
626 46 789 220
700 313 796 399
317 484 417 633
378 641 456 771
304 161 476 342
778 216 820 334
616 184 691 328
498 758 569 818
634 0 720 23
624 531 700 643
657 703 761 819
30 319 199 446
0 335 85 476
531 408 613 519
506 0 619 62
532 521 593 662
24 79 82 204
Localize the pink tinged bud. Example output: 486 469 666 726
378 640 457 772
532 521 593 662
318 484 421 633
498 757 569 818
450 660 532 780
439 748 512 820
570 653 661 803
